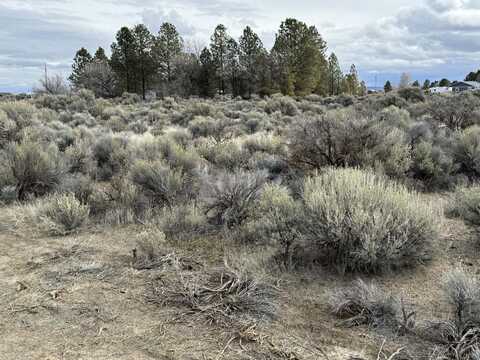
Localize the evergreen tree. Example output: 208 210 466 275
154 23 184 87
345 64 359 95
225 38 241 96
210 24 231 95
439 78 450 87
272 18 327 96
422 79 431 90
69 47 92 88
384 80 393 93
198 47 216 97
327 53 343 95
94 47 109 62
239 26 265 97
412 80 420 87
132 24 156 99
111 27 137 93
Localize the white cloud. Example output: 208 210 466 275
1 0 479 91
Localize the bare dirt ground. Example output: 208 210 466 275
0 195 476 360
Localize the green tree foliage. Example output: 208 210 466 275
69 47 93 88
345 64 359 95
384 80 393 93
198 48 216 97
132 24 156 100
154 23 184 90
94 47 108 62
210 24 232 95
110 27 137 93
439 78 451 87
327 53 343 95
271 18 327 96
423 79 431 90
239 26 266 97
465 70 480 82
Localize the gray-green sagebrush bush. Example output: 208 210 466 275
301 168 436 273
39 192 90 235
0 140 65 200
447 185 480 228
288 110 412 179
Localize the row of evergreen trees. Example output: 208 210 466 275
69 19 366 99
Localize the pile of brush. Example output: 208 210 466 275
146 266 278 327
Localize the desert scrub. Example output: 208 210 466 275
255 184 302 269
330 279 401 328
302 168 437 273
422 269 480 360
447 185 480 228
39 192 90 235
0 140 65 200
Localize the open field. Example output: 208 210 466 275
1 89 480 359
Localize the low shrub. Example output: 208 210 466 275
422 269 480 360
453 126 480 179
131 160 192 207
447 185 480 228
39 192 90 235
330 279 400 328
203 171 266 228
1 140 65 200
255 184 302 269
302 168 436 273
157 202 207 241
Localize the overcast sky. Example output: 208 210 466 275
1 0 480 92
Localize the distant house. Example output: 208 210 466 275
429 87 452 94
451 81 480 92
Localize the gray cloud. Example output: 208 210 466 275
1 0 480 92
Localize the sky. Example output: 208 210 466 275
1 0 480 93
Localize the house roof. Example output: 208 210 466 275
452 81 480 88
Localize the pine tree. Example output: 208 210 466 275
225 38 241 96
384 80 393 93
154 23 184 87
94 47 109 62
327 53 343 95
345 64 359 95
132 24 156 99
412 80 420 87
111 27 137 93
69 47 92 88
239 26 265 97
198 47 216 97
210 24 231 95
422 79 431 90
272 18 327 96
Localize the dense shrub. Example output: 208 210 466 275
0 141 65 200
447 185 480 228
254 184 302 269
429 93 480 130
39 192 90 235
92 135 129 180
301 168 436 273
288 111 411 178
397 87 425 103
453 126 480 179
203 171 266 228
131 160 193 207
157 202 207 240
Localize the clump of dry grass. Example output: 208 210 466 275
420 269 480 360
147 266 278 326
132 227 202 271
330 279 403 329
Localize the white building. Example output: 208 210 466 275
429 87 452 94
